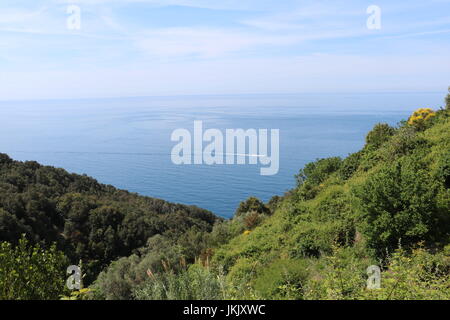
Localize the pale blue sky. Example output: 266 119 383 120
1 0 450 100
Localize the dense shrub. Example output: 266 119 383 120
267 195 282 212
133 264 226 300
438 151 450 188
408 108 436 130
365 123 396 149
0 153 218 285
379 126 428 161
354 158 443 254
296 157 342 187
226 257 258 285
253 259 309 300
338 151 363 180
92 229 212 300
305 246 450 300
91 255 142 300
244 211 264 230
234 197 270 217
0 236 68 300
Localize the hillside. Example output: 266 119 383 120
0 155 219 287
90 102 449 300
1 95 449 300
209 106 450 299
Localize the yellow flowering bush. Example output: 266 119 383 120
408 108 436 128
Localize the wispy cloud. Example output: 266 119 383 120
134 27 301 58
0 0 449 99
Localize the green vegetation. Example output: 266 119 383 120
210 104 449 300
0 236 68 300
132 262 227 300
1 93 449 300
0 154 219 288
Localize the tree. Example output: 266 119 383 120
354 158 442 255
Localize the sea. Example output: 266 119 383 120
0 92 445 218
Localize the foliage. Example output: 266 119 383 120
2 92 450 300
253 259 310 300
408 108 436 129
305 245 450 300
438 151 450 188
295 157 342 200
0 154 219 284
211 100 450 301
234 197 271 217
267 195 282 212
338 151 363 180
61 288 92 300
354 157 444 255
365 123 396 149
296 157 342 187
92 230 209 300
132 263 227 300
378 126 428 162
0 236 68 300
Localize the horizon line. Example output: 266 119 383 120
0 90 447 103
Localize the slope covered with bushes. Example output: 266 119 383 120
209 104 450 299
0 154 219 287
1 92 449 300
93 98 449 300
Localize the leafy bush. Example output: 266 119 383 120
365 246 450 300
338 151 363 180
354 158 443 254
0 236 68 300
304 245 371 300
438 151 450 188
91 254 142 300
244 211 263 230
379 126 428 162
289 221 353 259
267 195 282 212
296 157 342 187
294 157 342 201
253 259 309 300
305 245 450 300
234 197 270 217
408 108 436 130
0 153 219 285
365 123 396 149
133 264 226 300
92 230 209 300
226 257 258 285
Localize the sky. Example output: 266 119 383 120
1 0 450 100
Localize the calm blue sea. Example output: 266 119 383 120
0 92 445 218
